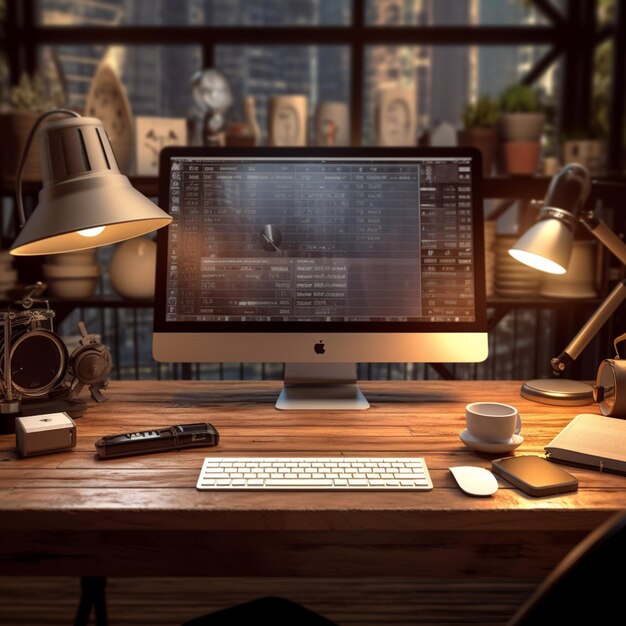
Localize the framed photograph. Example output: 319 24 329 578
268 95 308 146
375 86 417 147
135 116 187 176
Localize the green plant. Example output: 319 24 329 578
461 95 500 129
562 128 593 142
8 72 64 113
499 84 543 113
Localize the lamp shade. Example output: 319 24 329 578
508 163 592 275
10 116 171 256
509 217 574 274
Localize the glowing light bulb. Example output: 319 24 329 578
77 226 105 238
508 248 566 275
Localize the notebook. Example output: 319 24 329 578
545 413 626 475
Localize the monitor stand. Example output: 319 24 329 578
276 363 370 410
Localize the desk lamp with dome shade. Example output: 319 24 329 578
509 163 626 405
10 109 171 256
1 108 172 417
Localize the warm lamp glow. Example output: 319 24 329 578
78 226 106 238
508 248 567 275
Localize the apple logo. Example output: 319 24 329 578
314 340 326 355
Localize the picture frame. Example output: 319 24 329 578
268 95 308 146
375 86 417 147
135 116 188 176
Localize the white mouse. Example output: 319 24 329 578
449 466 498 496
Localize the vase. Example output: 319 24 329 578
109 237 156 300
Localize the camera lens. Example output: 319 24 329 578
10 330 68 396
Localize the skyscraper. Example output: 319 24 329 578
210 0 349 144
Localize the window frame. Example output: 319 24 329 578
1 0 622 169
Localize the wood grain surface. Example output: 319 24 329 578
0 380 623 578
0 576 539 626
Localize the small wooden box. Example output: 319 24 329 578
15 412 76 457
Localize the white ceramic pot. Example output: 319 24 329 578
500 112 545 142
47 249 98 266
42 263 100 298
109 237 156 300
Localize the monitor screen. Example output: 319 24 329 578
153 147 488 409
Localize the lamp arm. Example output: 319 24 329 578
551 280 626 374
581 211 626 266
15 108 81 228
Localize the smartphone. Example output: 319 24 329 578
491 455 578 497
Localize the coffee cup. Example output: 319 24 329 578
465 402 521 443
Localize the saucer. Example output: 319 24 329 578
459 429 524 453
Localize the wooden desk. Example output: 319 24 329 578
0 380 623 579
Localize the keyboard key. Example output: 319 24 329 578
266 479 334 487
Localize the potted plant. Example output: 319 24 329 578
499 84 545 175
457 94 500 176
0 71 64 184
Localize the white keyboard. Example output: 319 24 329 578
196 457 433 490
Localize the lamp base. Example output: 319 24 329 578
520 379 594 406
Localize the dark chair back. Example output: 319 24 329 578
182 596 339 625
509 510 626 625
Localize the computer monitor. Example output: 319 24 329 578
153 147 488 409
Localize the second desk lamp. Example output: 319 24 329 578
509 163 626 405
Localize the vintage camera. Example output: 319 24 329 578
1 283 112 430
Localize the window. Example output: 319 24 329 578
25 0 573 148
2 0 623 382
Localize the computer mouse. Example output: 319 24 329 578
449 466 498 497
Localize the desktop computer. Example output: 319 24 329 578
153 147 488 410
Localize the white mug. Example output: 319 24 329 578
465 402 521 444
